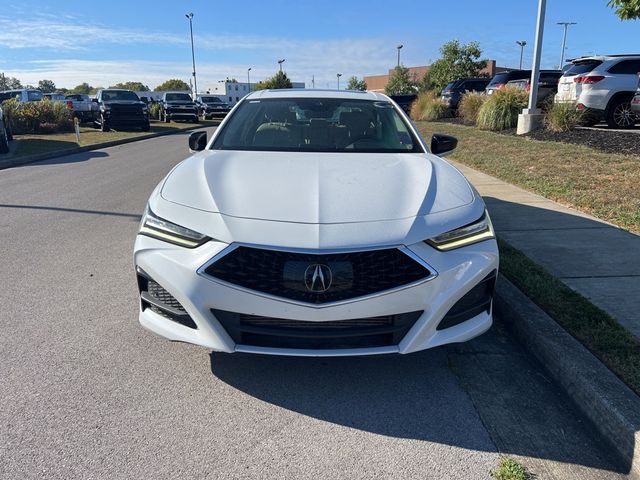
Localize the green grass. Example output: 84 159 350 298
491 457 531 480
11 120 218 158
499 238 640 396
417 121 640 233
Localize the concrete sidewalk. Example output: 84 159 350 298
450 160 640 340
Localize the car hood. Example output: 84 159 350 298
160 150 474 224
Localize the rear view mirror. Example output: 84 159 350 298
188 131 207 151
431 134 457 156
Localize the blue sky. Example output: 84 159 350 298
1 0 639 90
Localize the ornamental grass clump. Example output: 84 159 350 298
458 92 487 125
410 91 450 121
477 87 528 131
545 101 584 132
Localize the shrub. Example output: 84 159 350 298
477 87 528 131
545 101 584 132
148 102 162 120
458 92 487 125
1 98 20 130
410 91 450 121
1 99 73 134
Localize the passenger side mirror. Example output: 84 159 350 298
430 134 457 156
188 131 207 151
91 98 98 103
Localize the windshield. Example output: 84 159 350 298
102 90 140 101
166 93 192 102
27 90 43 101
201 96 221 103
442 82 456 92
212 98 422 153
563 60 603 77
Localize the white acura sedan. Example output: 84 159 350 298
134 89 498 356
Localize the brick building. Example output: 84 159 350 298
364 60 506 92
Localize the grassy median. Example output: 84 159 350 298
11 120 219 158
499 238 640 396
417 121 640 233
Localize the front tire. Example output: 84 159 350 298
607 97 637 129
0 121 9 154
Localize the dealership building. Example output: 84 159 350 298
363 60 506 92
206 80 305 105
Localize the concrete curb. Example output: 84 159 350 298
495 274 640 479
0 124 214 170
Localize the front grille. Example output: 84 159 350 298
212 309 423 349
204 246 431 304
111 105 142 115
137 271 197 329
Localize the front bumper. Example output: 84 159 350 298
134 235 499 356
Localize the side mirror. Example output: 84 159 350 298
430 134 457 156
91 98 98 103
188 131 207 151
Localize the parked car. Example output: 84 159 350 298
485 70 560 96
93 89 150 132
440 78 490 110
630 89 640 117
134 90 498 356
506 71 562 107
555 55 640 128
0 89 43 103
0 104 10 154
160 92 198 123
195 95 231 119
389 94 418 115
65 94 97 124
42 93 67 102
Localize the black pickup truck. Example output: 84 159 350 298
195 95 231 120
93 89 150 132
160 92 198 123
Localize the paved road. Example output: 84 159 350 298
0 130 627 479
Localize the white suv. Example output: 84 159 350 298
555 55 640 128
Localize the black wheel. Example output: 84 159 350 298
0 121 9 154
192 115 199 123
141 123 150 132
100 114 110 132
6 124 13 141
607 97 637 129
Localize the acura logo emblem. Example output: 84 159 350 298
304 264 332 292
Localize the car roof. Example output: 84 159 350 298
571 54 640 63
247 89 389 101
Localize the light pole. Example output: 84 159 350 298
278 59 285 72
247 67 251 92
337 73 342 90
396 44 403 67
557 22 577 68
516 40 527 69
185 12 197 96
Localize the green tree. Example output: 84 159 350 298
154 79 190 91
110 81 150 91
37 79 57 93
427 40 487 92
384 66 416 96
69 82 93 95
608 0 640 19
254 71 293 90
346 76 367 91
0 74 23 90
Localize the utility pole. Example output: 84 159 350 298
557 22 577 68
397 44 403 67
312 75 315 89
337 73 342 90
185 13 197 97
516 40 527 69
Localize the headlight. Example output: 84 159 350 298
139 205 209 248
425 211 495 251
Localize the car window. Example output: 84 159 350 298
101 90 140 101
442 82 456 92
607 59 640 75
212 98 423 153
200 96 221 103
27 90 43 101
166 93 192 102
487 73 512 87
563 60 603 77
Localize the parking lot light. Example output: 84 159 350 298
397 44 403 67
557 22 577 68
337 73 342 90
516 40 527 69
185 13 197 96
278 59 285 72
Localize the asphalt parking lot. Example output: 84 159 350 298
0 130 627 479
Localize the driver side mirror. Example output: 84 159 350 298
430 134 457 156
188 131 207 152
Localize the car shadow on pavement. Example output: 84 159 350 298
0 203 141 220
19 149 109 167
210 319 627 477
